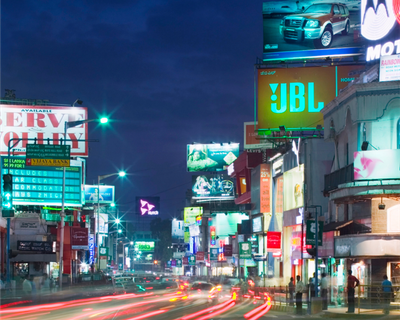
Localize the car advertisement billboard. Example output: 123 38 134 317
187 143 239 172
184 207 203 225
262 1 364 61
1 156 83 206
257 65 364 131
85 185 115 204
0 105 89 156
283 164 304 211
136 196 160 216
192 174 235 201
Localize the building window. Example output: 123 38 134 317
387 204 400 232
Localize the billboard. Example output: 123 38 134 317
0 105 88 156
1 157 83 206
71 227 89 250
134 241 155 252
244 122 273 149
192 174 235 201
187 143 239 172
85 185 115 204
257 66 364 131
253 216 263 233
136 197 160 216
283 164 304 211
184 207 203 225
379 54 400 82
262 1 364 61
354 150 400 180
260 164 271 213
172 220 184 243
95 213 109 234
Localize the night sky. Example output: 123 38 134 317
1 0 264 220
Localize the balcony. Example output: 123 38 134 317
324 163 354 194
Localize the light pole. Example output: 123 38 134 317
307 205 322 297
96 171 126 271
59 116 109 290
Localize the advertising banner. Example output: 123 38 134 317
85 185 115 204
0 105 88 156
176 259 182 267
380 54 400 82
17 241 53 253
244 122 273 149
210 248 219 260
95 213 109 234
71 227 88 250
239 242 252 259
354 150 400 180
134 241 155 252
224 244 233 257
136 197 160 216
189 224 200 237
188 255 196 266
196 251 205 262
187 143 239 172
184 207 203 225
252 216 263 233
89 234 95 264
262 1 364 61
172 220 184 243
1 157 83 206
171 260 176 267
257 66 364 130
267 231 282 250
283 164 304 211
183 257 189 265
192 174 235 200
99 247 109 256
260 163 271 213
306 220 324 246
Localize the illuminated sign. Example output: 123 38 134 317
283 164 304 211
267 231 281 250
361 0 400 61
260 164 271 213
379 54 400 82
136 197 160 216
0 105 88 156
134 241 155 252
354 149 400 180
1 157 83 206
187 143 239 172
184 207 203 225
210 226 216 246
172 220 184 243
89 234 95 264
85 185 115 204
252 216 263 233
192 174 235 201
257 66 364 131
262 1 364 61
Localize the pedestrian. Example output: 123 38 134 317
321 273 328 310
288 277 295 306
382 275 392 315
22 276 32 297
346 270 359 313
41 273 53 293
295 275 305 315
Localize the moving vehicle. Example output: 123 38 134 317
279 3 351 48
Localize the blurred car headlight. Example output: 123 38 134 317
305 20 320 28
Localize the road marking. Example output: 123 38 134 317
161 305 175 310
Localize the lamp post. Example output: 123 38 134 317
122 241 134 271
307 205 322 297
59 116 109 290
96 171 126 271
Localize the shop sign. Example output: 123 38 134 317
88 234 95 264
380 54 400 82
244 122 273 149
224 244 232 257
196 251 205 262
188 255 196 266
260 164 271 214
17 240 53 253
238 234 245 243
171 260 176 267
71 227 88 250
167 260 172 268
267 231 281 250
176 259 182 267
306 220 323 246
182 257 189 265
210 248 219 260
272 250 282 258
15 220 39 230
239 242 252 259
252 216 263 233
184 207 203 225
210 226 216 246
99 247 108 256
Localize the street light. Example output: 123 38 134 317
59 115 109 290
96 171 126 271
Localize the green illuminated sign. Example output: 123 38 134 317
2 157 83 206
26 144 70 160
134 241 155 252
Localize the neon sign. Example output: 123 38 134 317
210 226 216 246
140 199 159 215
361 0 400 61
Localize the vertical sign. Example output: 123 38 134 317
260 164 271 214
88 234 95 264
210 248 219 260
196 251 205 262
210 226 216 246
183 257 189 265
189 255 196 266
239 242 252 259
267 232 282 250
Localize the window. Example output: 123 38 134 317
387 205 400 232
339 6 345 14
333 5 340 14
145 234 151 239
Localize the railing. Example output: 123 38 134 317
324 163 354 193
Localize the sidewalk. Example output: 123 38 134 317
323 305 400 318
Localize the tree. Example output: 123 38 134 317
150 218 173 265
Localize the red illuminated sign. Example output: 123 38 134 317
196 251 205 261
267 231 281 250
182 257 188 265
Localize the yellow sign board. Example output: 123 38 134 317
26 158 70 167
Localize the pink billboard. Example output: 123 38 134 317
354 150 400 180
0 105 89 156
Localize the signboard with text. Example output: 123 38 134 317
267 231 282 250
283 165 304 211
192 174 235 201
136 197 160 216
71 227 88 250
188 255 196 266
85 185 115 204
0 105 88 156
239 242 252 259
184 207 203 225
196 251 205 262
306 220 324 246
380 54 400 82
17 241 53 253
210 248 219 260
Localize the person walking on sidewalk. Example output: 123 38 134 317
321 273 328 310
382 275 392 315
346 270 359 313
288 277 295 306
295 275 305 315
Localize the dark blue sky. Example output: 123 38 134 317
1 0 264 219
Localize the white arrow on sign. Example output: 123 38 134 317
4 193 11 200
3 203 11 208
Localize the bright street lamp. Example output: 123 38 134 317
100 117 108 124
115 218 121 224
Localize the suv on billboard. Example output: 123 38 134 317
279 3 350 48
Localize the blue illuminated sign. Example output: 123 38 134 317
84 185 115 204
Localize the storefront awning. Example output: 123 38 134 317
324 220 370 235
10 254 57 262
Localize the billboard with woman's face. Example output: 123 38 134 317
187 143 239 172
